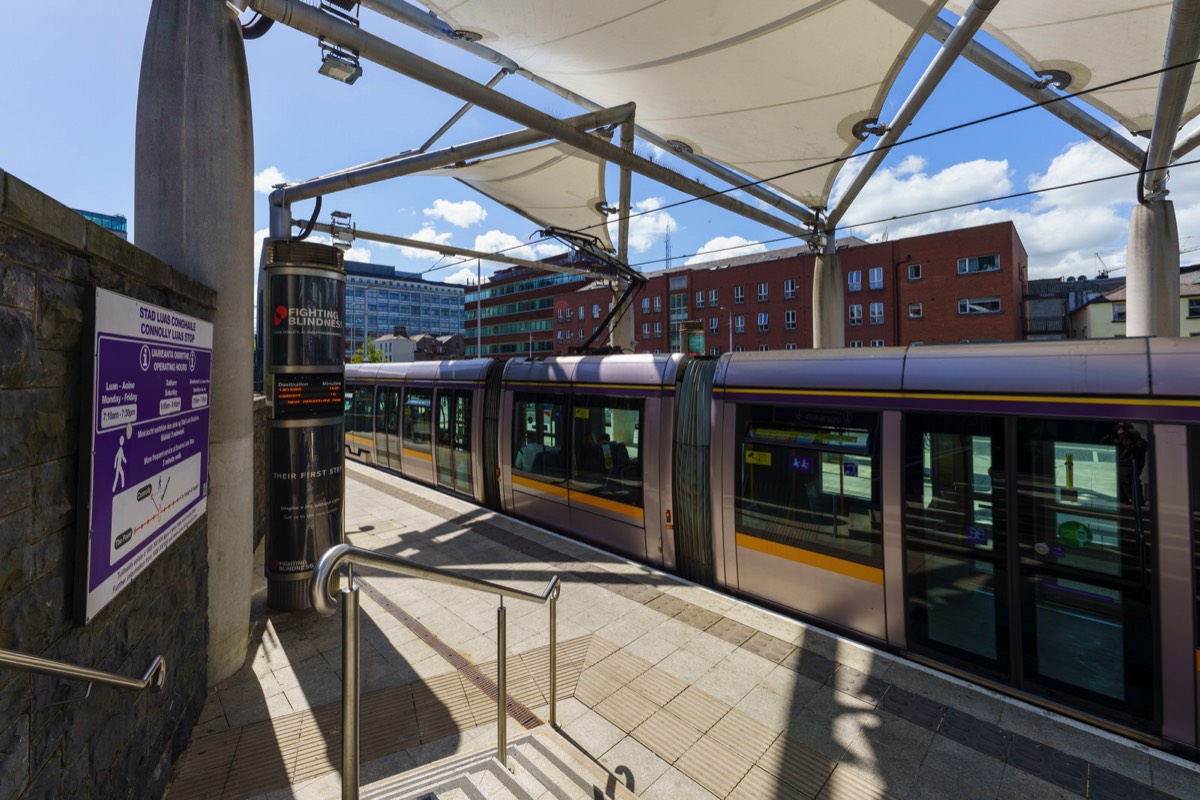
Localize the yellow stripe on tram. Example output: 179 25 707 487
512 474 569 499
736 532 884 585
402 448 433 463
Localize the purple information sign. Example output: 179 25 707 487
80 288 212 624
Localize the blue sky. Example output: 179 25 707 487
3 1 1197 284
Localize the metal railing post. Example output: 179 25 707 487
496 599 507 766
342 565 361 800
549 589 558 729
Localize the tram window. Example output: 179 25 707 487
346 384 373 435
403 388 433 452
735 406 880 567
513 393 567 481
1016 419 1150 579
568 396 644 508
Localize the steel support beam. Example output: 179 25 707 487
303 220 610 278
267 104 633 237
250 0 808 239
1171 126 1200 162
420 68 510 153
1143 0 1200 193
612 118 637 351
827 0 998 228
926 17 1146 168
357 0 818 227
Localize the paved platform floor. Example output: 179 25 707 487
166 462 1200 799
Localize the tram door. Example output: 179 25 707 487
904 415 1157 730
434 390 472 496
375 387 401 471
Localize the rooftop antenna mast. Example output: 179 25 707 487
664 221 672 270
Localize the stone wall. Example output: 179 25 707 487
0 170 213 799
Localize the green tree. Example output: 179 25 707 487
351 343 386 363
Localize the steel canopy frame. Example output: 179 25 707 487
925 17 1147 170
266 104 633 237
1142 0 1200 195
302 220 621 280
357 0 820 228
826 0 999 230
248 0 809 240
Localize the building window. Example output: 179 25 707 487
783 278 796 299
758 312 769 332
848 270 862 292
757 282 769 302
579 327 585 339
557 309 564 322
735 314 745 333
710 316 719 335
642 322 650 338
565 308 573 322
870 339 884 347
734 345 744 352
1112 303 1126 323
734 286 745 304
869 267 883 290
957 254 1000 274
759 344 770 351
959 297 1002 315
654 321 662 337
556 330 563 342
669 275 688 290
592 304 601 319
1189 297 1200 318
710 346 720 355
653 296 662 312
849 340 863 348
709 289 719 306
869 302 884 325
908 303 923 319
908 263 922 280
785 309 796 330
695 290 705 309
641 297 650 313
849 304 863 326
784 343 797 350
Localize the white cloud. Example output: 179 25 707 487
607 197 678 254
684 236 767 266
424 199 487 228
254 166 287 195
442 266 492 285
474 229 536 263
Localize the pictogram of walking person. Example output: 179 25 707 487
113 434 127 492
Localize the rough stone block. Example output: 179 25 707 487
0 261 36 311
32 458 75 539
0 308 36 388
35 275 84 350
0 714 30 800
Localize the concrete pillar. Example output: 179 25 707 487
812 238 845 348
1126 201 1181 337
611 284 636 352
135 0 254 685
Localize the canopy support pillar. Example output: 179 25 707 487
812 235 844 349
613 117 636 352
1126 201 1181 337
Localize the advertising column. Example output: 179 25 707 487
264 240 346 611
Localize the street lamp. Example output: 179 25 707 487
718 306 733 353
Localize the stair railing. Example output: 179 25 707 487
310 543 561 800
0 648 167 700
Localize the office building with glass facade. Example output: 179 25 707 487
344 261 465 359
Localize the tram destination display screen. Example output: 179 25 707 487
273 374 344 418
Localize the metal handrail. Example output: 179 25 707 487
310 543 562 800
0 648 167 694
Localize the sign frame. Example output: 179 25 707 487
74 288 213 625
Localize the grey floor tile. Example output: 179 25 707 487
599 735 672 795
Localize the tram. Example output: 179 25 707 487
344 338 1200 757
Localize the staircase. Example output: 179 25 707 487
361 727 638 800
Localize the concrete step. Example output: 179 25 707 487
361 727 638 800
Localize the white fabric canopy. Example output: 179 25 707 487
946 1 1200 135
419 140 614 250
420 0 944 208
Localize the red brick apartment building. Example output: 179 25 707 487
553 221 1028 354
